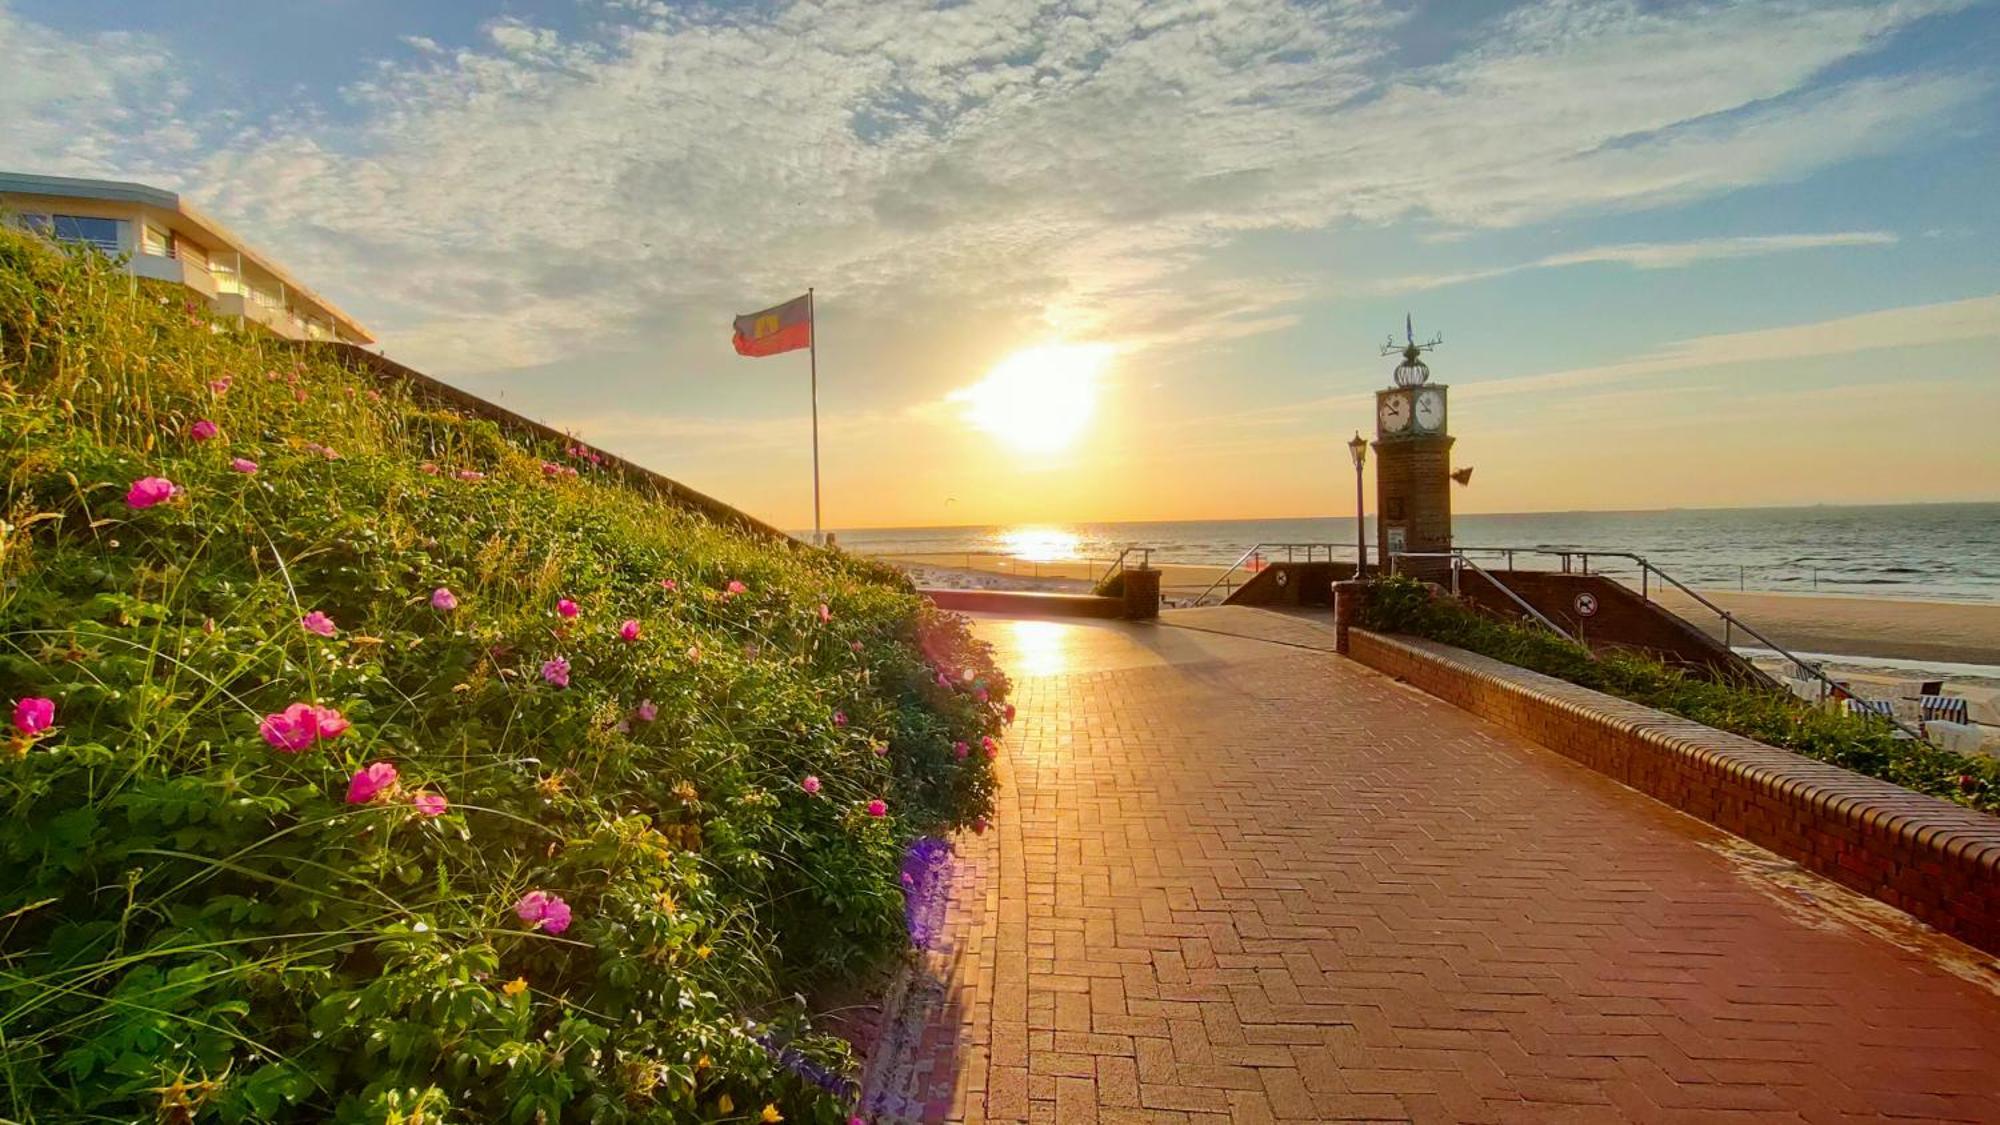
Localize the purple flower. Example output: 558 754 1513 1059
11 697 55 736
541 657 571 688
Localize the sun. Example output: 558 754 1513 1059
952 343 1112 453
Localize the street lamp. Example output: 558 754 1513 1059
1347 431 1369 578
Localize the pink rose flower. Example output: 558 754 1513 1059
515 891 573 934
982 736 999 760
556 598 579 619
872 741 888 757
953 741 969 760
189 419 219 443
541 657 570 688
125 476 176 510
850 640 864 653
346 761 399 804
817 603 832 624
635 699 658 722
312 706 350 740
866 799 887 818
618 619 642 642
431 587 458 611
301 611 337 638
11 697 55 736
724 580 747 597
659 578 678 591
1004 703 1016 724
975 688 989 704
540 461 561 477
412 791 448 817
293 387 308 403
420 462 440 475
455 470 484 482
973 816 989 835
801 775 822 795
258 700 344 752
209 376 232 394
229 457 258 474
832 710 847 727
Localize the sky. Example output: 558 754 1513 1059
4 0 1998 531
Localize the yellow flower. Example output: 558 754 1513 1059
717 1094 734 1114
501 977 528 997
761 1104 784 1123
695 944 713 960
695 1054 711 1072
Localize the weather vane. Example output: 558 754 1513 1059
1382 313 1442 386
1381 313 1443 361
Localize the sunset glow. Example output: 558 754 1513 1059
953 343 1111 453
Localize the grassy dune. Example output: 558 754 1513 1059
0 228 1006 1122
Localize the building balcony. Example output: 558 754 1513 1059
130 252 219 299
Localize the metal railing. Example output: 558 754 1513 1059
1188 542 1355 607
1390 550 1574 641
1393 546 1927 742
1096 545 1153 588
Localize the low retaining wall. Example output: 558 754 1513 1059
922 589 1124 619
1349 628 2000 955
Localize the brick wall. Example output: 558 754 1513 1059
1349 628 2000 956
1222 561 1358 607
922 589 1125 619
1456 570 1762 682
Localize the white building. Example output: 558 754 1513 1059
1 172 373 345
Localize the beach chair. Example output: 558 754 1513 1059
1918 695 1971 725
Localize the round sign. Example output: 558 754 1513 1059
1275 570 1290 589
1573 592 1599 618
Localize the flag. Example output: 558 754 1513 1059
732 294 812 357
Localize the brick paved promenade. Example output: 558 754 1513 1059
861 610 2000 1123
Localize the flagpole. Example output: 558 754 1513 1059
808 287 822 546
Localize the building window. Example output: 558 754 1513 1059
49 215 125 255
142 223 172 257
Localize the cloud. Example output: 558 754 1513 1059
1456 292 2000 400
0 0 1981 380
1376 231 1899 292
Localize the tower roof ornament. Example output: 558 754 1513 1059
1381 312 1443 387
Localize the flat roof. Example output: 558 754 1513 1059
0 171 374 344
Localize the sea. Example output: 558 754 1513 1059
827 502 2000 603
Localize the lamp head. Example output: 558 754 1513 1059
1347 431 1368 469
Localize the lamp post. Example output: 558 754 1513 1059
1347 431 1368 578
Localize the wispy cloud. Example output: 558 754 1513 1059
1375 231 1899 293
0 0 1977 377
1456 292 2000 400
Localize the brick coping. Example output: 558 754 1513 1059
1349 628 2000 954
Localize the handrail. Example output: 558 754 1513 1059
1187 542 1354 607
1096 545 1152 587
1391 551 1574 642
1398 546 1928 742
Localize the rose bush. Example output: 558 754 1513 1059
0 228 1008 1121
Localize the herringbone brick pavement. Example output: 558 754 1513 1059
862 616 2000 1123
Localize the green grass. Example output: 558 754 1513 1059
0 228 1007 1122
1357 576 1997 815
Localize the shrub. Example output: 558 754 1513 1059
0 228 1008 1121
1357 576 1997 814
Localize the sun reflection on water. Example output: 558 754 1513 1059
998 527 1081 563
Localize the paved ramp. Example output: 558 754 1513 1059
864 613 2000 1123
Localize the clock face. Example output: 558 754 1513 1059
1378 392 1411 434
1414 388 1445 432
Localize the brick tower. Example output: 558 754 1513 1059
1372 318 1452 579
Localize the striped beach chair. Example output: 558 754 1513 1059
1845 697 1895 719
1919 695 1971 725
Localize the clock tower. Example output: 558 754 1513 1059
1372 319 1453 579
